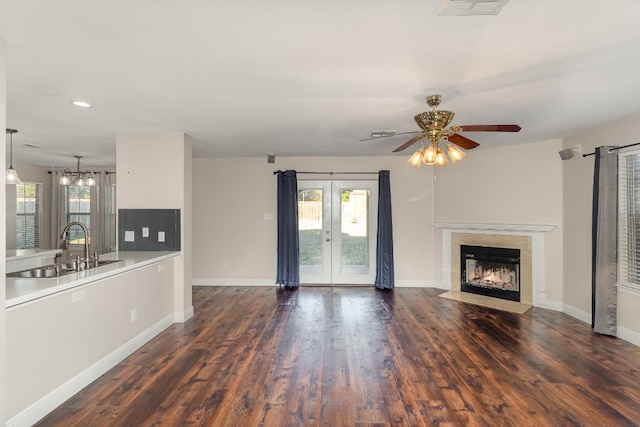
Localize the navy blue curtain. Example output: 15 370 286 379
375 170 395 289
591 147 617 335
276 170 300 287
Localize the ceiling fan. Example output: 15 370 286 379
363 94 521 167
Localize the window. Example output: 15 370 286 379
618 150 640 290
66 185 91 244
16 182 42 249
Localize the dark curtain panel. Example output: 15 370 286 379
276 170 300 288
375 170 395 290
591 146 618 335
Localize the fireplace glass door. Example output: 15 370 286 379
461 245 521 302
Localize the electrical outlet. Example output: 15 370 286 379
72 290 85 303
158 231 165 242
142 227 149 237
222 262 228 270
404 264 410 272
131 308 138 323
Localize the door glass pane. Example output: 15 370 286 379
340 189 370 274
298 189 324 274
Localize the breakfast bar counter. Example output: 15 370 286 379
6 251 179 308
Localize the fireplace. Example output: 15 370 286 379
460 245 521 302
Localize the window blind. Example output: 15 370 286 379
618 151 640 288
16 183 42 249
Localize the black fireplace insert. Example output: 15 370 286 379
460 244 521 302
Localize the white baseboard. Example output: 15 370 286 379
193 278 445 288
543 298 563 312
395 280 444 288
617 325 640 347
175 305 194 323
193 278 275 286
6 313 176 427
562 302 591 324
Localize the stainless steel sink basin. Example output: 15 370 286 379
7 259 121 278
7 265 75 278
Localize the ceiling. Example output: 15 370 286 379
2 0 640 167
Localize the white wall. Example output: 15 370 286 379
1 37 8 425
564 113 640 341
432 139 565 305
192 143 564 296
116 132 193 318
192 156 438 286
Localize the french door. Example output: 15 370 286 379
298 180 378 285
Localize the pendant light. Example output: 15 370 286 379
5 128 21 184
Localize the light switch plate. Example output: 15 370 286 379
125 231 135 242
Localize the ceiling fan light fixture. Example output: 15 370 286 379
435 148 449 167
423 144 437 165
446 143 466 164
408 148 424 168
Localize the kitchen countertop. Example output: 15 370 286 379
6 251 180 309
6 248 62 262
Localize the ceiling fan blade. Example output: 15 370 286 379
360 130 423 141
448 133 480 150
459 124 521 132
393 134 427 152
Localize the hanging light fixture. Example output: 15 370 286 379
59 155 96 187
408 147 424 167
5 128 21 184
408 138 465 168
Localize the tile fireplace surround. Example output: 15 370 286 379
434 223 557 311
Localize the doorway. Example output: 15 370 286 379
298 180 378 284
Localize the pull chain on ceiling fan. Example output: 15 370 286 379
362 94 521 167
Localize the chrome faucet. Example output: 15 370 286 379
60 221 90 270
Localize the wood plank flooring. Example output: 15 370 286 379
36 287 640 426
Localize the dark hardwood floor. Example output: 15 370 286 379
37 287 640 426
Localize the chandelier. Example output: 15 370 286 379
59 156 96 186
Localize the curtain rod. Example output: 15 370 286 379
48 171 116 174
583 141 640 157
273 170 378 175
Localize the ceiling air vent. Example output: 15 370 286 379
437 0 510 16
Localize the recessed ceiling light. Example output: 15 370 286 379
71 100 92 108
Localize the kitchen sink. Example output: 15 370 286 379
7 265 75 278
7 259 122 278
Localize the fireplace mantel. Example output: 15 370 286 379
433 222 556 233
434 222 557 308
